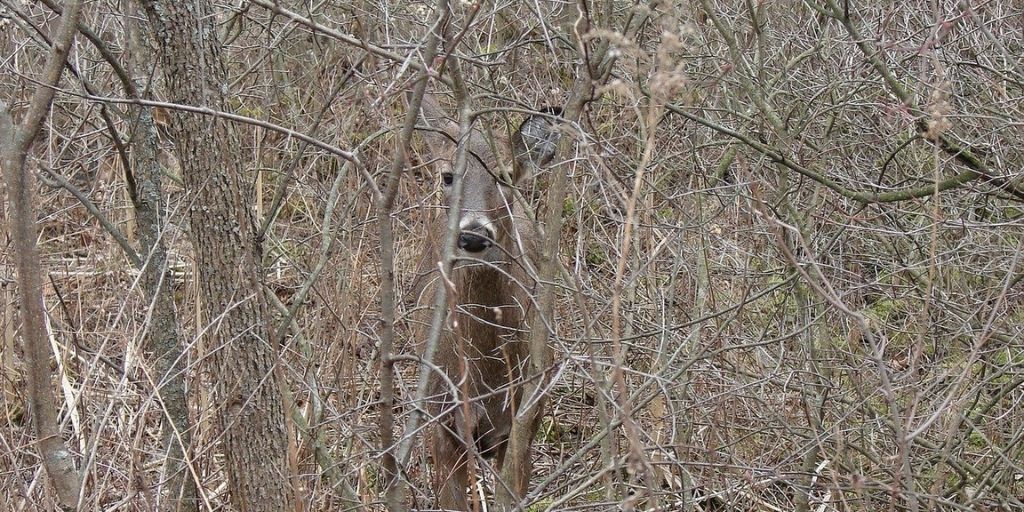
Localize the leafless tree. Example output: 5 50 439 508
134 1 292 510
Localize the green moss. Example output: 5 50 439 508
863 297 905 323
237 104 264 118
525 499 554 512
563 196 577 217
585 243 608 268
967 430 986 449
583 489 608 503
993 348 1024 367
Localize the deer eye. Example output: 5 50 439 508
441 172 453 186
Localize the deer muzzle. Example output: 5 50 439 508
457 221 495 253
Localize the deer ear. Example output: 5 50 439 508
511 107 561 183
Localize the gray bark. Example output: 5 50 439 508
136 1 292 510
113 5 200 510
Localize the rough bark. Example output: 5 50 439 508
136 1 291 510
124 5 198 509
0 1 85 509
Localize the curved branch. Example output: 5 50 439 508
1 0 86 508
824 0 1024 201
36 0 137 97
249 0 454 88
78 93 361 164
661 98 980 204
36 165 142 267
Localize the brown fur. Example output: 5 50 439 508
411 94 558 511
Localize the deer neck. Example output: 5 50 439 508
453 263 521 330
456 264 510 304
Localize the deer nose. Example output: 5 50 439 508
458 232 492 252
458 223 494 253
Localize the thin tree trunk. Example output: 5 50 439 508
0 2 85 509
136 1 292 510
495 97 575 510
124 5 198 507
495 53 599 512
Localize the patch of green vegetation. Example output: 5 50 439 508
362 463 380 494
237 104 264 118
749 256 768 272
993 348 1024 367
536 416 568 444
859 297 916 350
585 198 605 217
583 488 611 503
225 96 243 110
967 429 987 449
585 243 608 268
277 192 314 221
525 498 554 512
1010 306 1024 325
563 196 577 217
863 297 905 323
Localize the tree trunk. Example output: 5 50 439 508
495 75 595 512
0 2 85 508
136 1 291 510
117 4 200 510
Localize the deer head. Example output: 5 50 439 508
416 94 559 267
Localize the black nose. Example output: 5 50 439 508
458 232 492 252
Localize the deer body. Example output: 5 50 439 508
413 94 558 511
428 257 533 509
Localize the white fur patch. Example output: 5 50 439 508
459 214 496 239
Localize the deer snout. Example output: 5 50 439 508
457 221 494 253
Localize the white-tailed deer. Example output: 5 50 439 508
412 93 559 511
